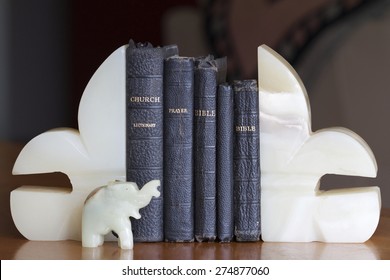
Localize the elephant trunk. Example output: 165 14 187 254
140 180 161 199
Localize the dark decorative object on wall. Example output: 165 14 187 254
204 0 377 81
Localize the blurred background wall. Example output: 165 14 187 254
0 0 10 139
1 0 389 206
0 0 70 141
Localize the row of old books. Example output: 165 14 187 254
126 40 260 243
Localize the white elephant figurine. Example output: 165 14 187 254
82 180 160 249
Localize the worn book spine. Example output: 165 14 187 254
194 57 218 242
126 40 177 242
233 79 261 242
163 56 195 242
216 83 234 242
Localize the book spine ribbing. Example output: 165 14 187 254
163 56 195 242
217 83 234 242
233 79 261 242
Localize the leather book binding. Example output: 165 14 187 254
194 56 226 242
233 79 261 242
163 56 195 242
126 40 178 242
216 83 234 242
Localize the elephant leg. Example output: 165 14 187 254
98 234 104 246
82 231 105 248
113 219 133 250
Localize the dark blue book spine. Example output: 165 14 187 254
194 58 218 242
216 83 234 242
126 40 177 242
163 56 195 242
233 79 261 242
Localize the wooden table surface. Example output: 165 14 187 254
1 141 390 260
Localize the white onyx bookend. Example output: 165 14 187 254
82 180 160 250
258 45 381 242
11 46 127 241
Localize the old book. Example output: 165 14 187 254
163 56 195 242
126 40 178 242
194 56 226 242
233 79 261 242
216 83 234 242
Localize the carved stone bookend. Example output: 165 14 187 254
11 46 127 241
258 45 381 242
